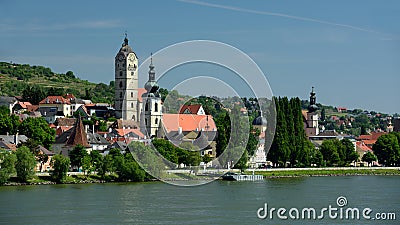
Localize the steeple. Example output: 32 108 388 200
123 31 129 47
308 86 318 113
66 116 90 147
144 53 159 95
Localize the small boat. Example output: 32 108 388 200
222 172 263 181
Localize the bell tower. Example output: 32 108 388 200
114 34 139 121
141 54 162 138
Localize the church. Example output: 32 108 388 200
113 35 216 155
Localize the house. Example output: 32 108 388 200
179 104 206 115
0 134 29 151
39 96 72 119
159 114 217 157
35 145 55 172
355 141 378 166
107 128 146 144
0 96 18 114
356 131 387 148
394 117 400 132
38 107 64 124
12 101 32 114
75 104 111 119
109 119 140 130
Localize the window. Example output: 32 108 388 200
119 81 123 88
145 103 149 111
131 92 133 98
155 103 158 112
131 102 134 108
119 71 122 76
145 118 148 126
155 118 158 124
131 72 134 76
120 92 122 98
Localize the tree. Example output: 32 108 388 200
319 140 341 166
15 146 36 182
81 155 93 176
18 117 55 149
234 148 248 172
373 133 400 166
0 150 17 184
66 71 75 79
362 152 377 167
0 110 20 135
50 154 70 183
321 108 326 121
340 138 359 166
68 144 89 171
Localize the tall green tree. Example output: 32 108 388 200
68 144 89 171
373 133 400 166
319 140 341 166
340 138 359 166
0 107 20 135
0 150 17 184
50 154 70 183
15 146 36 182
362 152 377 167
18 117 55 149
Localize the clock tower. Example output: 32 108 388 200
115 34 139 121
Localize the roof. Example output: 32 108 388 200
356 141 372 152
0 96 17 105
114 128 145 139
26 105 39 112
87 133 110 145
64 93 76 101
66 117 91 147
111 119 139 129
38 145 55 156
356 132 387 141
179 104 202 114
161 114 216 133
0 134 29 145
39 96 71 105
55 118 76 127
138 88 146 102
16 101 32 109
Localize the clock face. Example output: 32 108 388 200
118 54 124 61
128 54 135 62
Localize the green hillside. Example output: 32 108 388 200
0 62 114 104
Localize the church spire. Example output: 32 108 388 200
144 53 159 94
308 86 318 113
123 31 129 47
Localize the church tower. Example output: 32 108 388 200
306 87 319 136
114 34 139 121
141 55 162 138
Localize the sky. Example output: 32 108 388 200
0 0 399 114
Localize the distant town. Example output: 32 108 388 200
1 36 400 184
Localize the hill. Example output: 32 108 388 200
0 62 114 104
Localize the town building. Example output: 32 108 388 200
303 87 319 137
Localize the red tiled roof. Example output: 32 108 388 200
114 129 145 139
162 114 216 133
64 93 76 100
138 88 146 102
356 141 372 151
363 140 377 146
26 105 39 112
39 96 71 105
179 104 202 114
17 101 32 108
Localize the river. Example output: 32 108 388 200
0 176 399 224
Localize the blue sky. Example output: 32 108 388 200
1 0 399 114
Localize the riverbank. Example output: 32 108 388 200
2 167 400 186
249 168 400 178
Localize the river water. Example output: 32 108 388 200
0 176 399 224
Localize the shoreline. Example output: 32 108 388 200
2 168 399 186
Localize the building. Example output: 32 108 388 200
179 104 206 115
394 117 400 132
140 56 163 138
304 87 319 137
0 96 17 114
114 34 139 121
39 96 72 118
